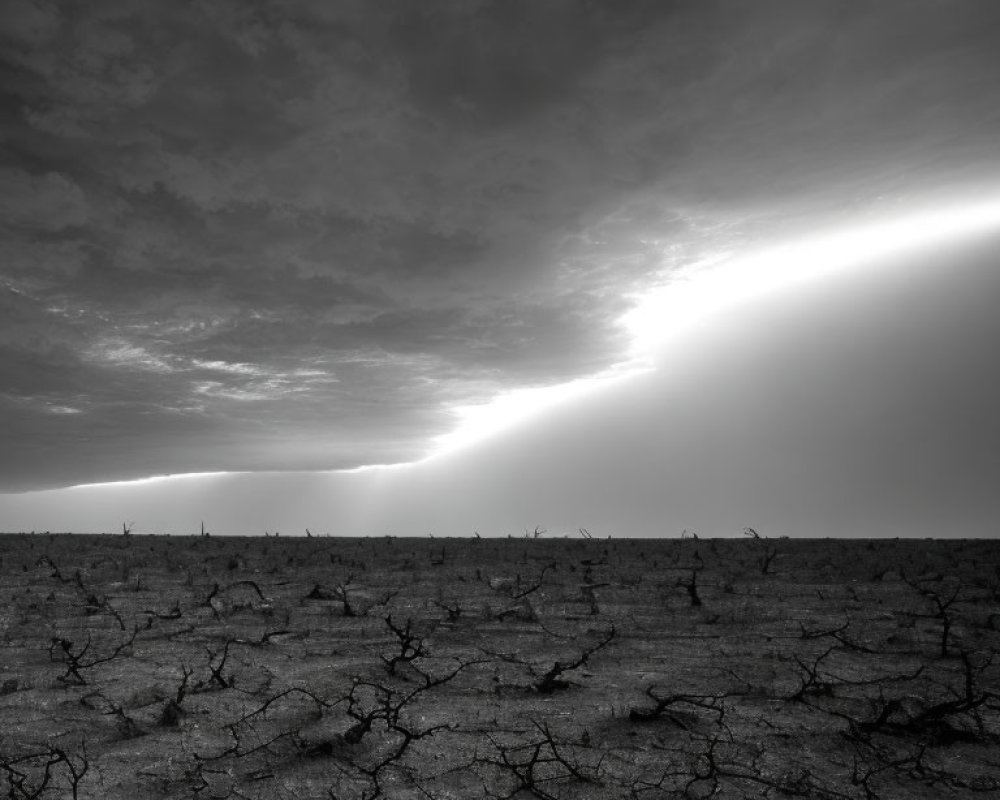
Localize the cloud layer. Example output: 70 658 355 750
2 0 999 489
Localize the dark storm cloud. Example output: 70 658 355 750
388 0 679 126
2 0 1000 489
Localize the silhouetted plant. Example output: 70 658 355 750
48 625 140 685
159 665 194 726
0 743 90 800
204 640 237 690
474 719 599 800
629 686 728 728
534 626 615 693
677 569 702 608
904 572 962 658
380 615 428 676
304 577 357 616
433 597 463 622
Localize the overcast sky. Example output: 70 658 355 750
2 1 1000 536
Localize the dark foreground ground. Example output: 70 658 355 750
0 534 997 799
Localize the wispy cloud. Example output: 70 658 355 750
190 359 266 376
87 340 175 373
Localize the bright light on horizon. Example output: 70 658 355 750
427 366 647 459
622 194 1000 357
66 472 238 492
426 192 1000 460
46 191 1000 490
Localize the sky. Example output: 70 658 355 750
2 1 1000 536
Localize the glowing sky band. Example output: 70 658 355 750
55 194 1000 483
433 195 1000 457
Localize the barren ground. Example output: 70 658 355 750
0 534 998 799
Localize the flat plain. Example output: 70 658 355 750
0 533 997 799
